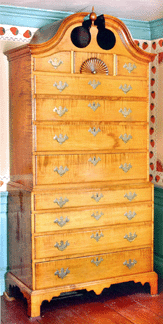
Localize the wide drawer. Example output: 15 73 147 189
34 74 147 97
34 202 152 233
34 98 147 122
34 222 152 259
33 183 153 211
35 152 147 185
35 123 147 152
35 247 152 289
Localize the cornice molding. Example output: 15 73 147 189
150 18 163 40
0 5 73 28
0 5 163 40
121 19 151 40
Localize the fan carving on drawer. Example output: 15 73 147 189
80 58 109 75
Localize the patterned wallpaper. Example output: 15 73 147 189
0 25 36 42
134 39 163 186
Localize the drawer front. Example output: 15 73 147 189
74 52 114 75
35 75 147 97
35 123 147 152
116 55 147 78
35 98 147 122
33 184 152 211
34 52 71 73
35 247 152 289
34 223 152 259
34 202 152 233
35 153 147 185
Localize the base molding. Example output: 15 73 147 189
6 271 158 318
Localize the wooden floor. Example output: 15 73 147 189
1 278 163 323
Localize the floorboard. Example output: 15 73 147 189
37 299 90 324
130 278 163 319
131 291 163 318
67 300 134 323
106 295 163 324
1 279 163 323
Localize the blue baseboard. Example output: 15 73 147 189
154 254 163 278
0 191 8 296
154 186 163 279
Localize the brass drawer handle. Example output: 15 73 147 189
119 84 132 94
88 156 101 166
123 259 137 269
119 134 132 143
53 134 68 144
124 211 136 220
91 193 104 202
124 192 137 201
124 232 137 242
48 58 63 69
54 240 70 251
91 257 103 266
53 197 69 208
91 212 104 220
53 81 68 92
91 232 104 242
53 106 68 117
88 127 101 137
88 102 100 111
88 80 101 89
55 268 70 279
119 107 132 118
123 63 137 73
54 166 69 176
54 216 69 227
119 163 132 173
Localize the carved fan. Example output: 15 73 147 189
80 58 109 75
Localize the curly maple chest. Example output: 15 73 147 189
5 11 158 317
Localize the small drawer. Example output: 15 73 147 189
35 152 147 186
35 123 147 152
34 52 71 73
34 98 147 122
116 55 147 78
34 222 152 259
33 183 153 211
34 202 152 233
35 247 152 289
34 74 147 98
74 52 113 75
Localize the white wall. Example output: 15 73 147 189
0 40 24 191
